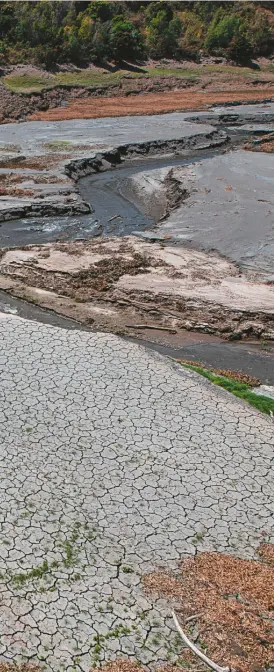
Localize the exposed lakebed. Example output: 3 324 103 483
0 147 229 247
0 105 273 378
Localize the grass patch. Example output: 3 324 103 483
3 67 200 93
145 66 199 80
180 362 274 415
3 74 55 93
4 71 124 93
3 63 273 96
43 140 72 151
5 63 273 95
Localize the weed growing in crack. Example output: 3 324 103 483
192 531 205 544
121 565 134 573
4 521 96 593
90 624 133 667
12 558 50 586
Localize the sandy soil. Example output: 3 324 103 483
0 237 273 341
29 88 274 122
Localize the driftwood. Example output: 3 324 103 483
172 611 233 672
125 324 177 333
108 214 122 222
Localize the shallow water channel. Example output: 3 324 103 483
0 142 235 248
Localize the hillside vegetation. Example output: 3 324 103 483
1 1 274 68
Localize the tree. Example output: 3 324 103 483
226 30 252 63
145 6 182 58
248 11 274 57
87 2 124 22
0 2 15 40
205 13 252 63
91 21 110 62
205 14 240 52
145 2 174 23
179 9 205 56
109 15 144 61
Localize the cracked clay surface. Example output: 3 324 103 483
0 315 273 671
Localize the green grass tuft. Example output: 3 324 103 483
180 363 274 415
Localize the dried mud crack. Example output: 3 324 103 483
0 313 273 672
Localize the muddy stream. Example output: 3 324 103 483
0 144 231 248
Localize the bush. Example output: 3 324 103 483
33 45 59 68
145 2 174 23
91 21 111 62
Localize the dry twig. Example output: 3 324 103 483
125 324 177 333
172 611 233 672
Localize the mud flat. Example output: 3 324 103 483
0 105 273 355
0 113 226 223
0 236 273 342
1 104 274 227
127 149 274 277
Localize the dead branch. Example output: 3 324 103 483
172 611 233 672
108 214 122 222
185 613 204 623
125 324 177 333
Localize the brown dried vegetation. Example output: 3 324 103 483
143 549 274 672
179 360 261 387
244 132 274 154
0 155 70 170
247 139 274 153
89 661 181 672
0 173 68 185
0 186 34 197
0 665 41 672
29 89 274 122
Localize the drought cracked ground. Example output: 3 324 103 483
0 315 273 672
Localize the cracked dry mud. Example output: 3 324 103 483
0 315 273 672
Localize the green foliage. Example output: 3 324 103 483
180 363 274 416
109 15 144 60
87 2 124 23
0 1 273 67
248 10 274 57
205 15 241 51
226 30 252 64
205 12 253 62
179 9 205 56
145 2 174 23
145 4 182 58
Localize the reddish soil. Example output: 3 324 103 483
29 88 274 122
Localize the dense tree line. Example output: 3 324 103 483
0 1 274 67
